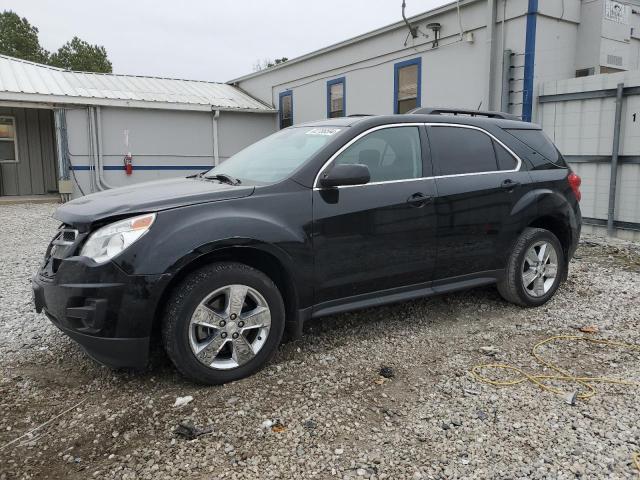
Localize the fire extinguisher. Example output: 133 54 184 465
123 152 133 175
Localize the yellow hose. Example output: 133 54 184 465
470 335 640 474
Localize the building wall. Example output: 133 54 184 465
0 106 57 196
234 0 579 127
65 106 275 195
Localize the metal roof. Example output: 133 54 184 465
0 54 275 113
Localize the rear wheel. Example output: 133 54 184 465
162 262 285 384
497 228 565 307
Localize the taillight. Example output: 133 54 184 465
568 172 581 202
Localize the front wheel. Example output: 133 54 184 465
497 227 565 307
161 262 285 384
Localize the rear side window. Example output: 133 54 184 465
333 126 422 182
493 141 517 170
506 129 566 167
429 126 499 175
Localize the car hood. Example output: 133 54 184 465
55 177 255 227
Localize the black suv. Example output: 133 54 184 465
33 108 582 384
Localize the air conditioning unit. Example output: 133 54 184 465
576 0 634 75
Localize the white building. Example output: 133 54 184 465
0 55 275 198
230 0 640 128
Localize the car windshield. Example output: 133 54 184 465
205 126 343 184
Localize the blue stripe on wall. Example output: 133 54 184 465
70 165 211 171
522 0 538 122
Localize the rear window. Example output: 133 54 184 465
505 129 566 168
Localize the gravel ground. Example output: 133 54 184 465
0 203 639 480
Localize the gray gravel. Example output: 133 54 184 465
1 203 639 479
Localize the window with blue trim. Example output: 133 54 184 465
327 77 346 118
394 58 421 114
279 91 293 129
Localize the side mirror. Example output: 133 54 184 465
319 164 370 188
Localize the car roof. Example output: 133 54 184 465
297 114 541 130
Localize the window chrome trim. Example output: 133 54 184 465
312 122 523 190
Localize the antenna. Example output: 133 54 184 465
402 1 418 38
427 23 441 48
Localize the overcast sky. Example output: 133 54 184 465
6 0 449 82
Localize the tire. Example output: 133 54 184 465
161 262 285 384
497 227 565 308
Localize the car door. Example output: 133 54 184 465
427 124 531 280
312 124 437 306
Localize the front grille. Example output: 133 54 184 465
53 227 79 246
41 225 83 277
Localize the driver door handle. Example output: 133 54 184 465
407 192 433 208
500 179 521 191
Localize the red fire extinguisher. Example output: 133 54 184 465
123 152 133 175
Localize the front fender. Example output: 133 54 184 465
114 188 314 301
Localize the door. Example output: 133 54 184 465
0 108 58 196
312 125 437 305
427 124 531 280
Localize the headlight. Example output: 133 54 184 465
80 213 156 264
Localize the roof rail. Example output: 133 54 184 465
347 114 374 117
408 107 521 121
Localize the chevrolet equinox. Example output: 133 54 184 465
33 108 582 384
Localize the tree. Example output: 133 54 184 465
0 11 49 63
252 57 289 72
0 11 113 73
49 36 112 73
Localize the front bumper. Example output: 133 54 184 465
32 256 170 369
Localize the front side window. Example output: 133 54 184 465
209 126 340 184
429 126 501 176
333 126 422 182
394 58 421 114
279 91 293 129
327 77 345 118
0 116 17 163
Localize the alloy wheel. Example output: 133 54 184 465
521 241 558 298
188 284 271 370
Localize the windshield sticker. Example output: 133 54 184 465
306 128 341 136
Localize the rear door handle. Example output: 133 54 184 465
500 179 521 191
407 192 433 208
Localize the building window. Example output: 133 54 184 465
279 91 293 129
394 58 422 114
327 77 346 118
0 116 18 163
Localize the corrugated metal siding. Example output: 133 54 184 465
0 55 274 112
0 107 57 195
539 71 640 228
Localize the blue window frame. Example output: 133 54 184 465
327 77 346 118
279 90 293 129
393 58 422 114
